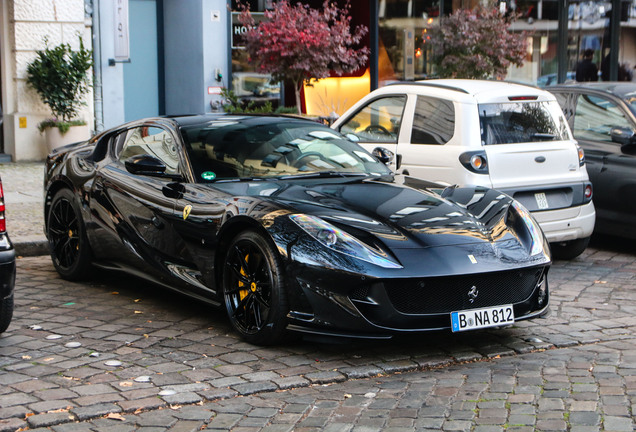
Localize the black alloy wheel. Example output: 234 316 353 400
222 230 288 345
47 189 92 280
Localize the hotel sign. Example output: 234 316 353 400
114 0 130 60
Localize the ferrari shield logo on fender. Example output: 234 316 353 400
183 205 192 220
468 254 477 264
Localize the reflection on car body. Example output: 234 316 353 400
44 114 551 344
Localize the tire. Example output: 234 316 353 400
222 230 289 345
550 236 590 260
0 294 13 333
47 189 93 280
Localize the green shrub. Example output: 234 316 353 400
220 88 296 114
26 38 93 134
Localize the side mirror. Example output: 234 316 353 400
610 127 636 145
372 147 395 165
125 154 168 176
345 133 360 142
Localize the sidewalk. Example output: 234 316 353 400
0 162 48 256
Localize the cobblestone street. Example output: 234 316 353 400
1 240 636 431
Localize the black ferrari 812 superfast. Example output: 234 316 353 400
44 114 550 344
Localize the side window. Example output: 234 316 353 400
118 126 180 175
411 96 455 145
573 94 632 143
339 96 406 143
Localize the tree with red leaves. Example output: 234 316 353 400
428 5 528 79
238 0 369 113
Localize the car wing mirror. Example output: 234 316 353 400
345 133 360 142
125 154 170 177
372 147 395 165
610 127 635 145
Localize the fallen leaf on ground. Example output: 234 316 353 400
106 413 125 421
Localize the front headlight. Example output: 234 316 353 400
510 200 545 257
289 214 402 269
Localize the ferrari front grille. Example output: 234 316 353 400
384 268 544 315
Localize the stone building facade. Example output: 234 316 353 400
0 0 91 161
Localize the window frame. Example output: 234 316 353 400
114 124 186 178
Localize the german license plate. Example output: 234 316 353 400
451 305 514 332
534 192 549 210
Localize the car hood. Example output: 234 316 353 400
212 177 517 250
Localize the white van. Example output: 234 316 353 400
332 79 595 259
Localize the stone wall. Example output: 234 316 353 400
2 0 93 161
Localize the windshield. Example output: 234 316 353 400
181 118 392 182
479 100 571 145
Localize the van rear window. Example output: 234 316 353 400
479 101 570 145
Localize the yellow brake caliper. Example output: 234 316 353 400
69 229 79 250
238 254 249 302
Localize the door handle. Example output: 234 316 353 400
151 216 164 229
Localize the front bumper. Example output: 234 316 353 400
532 201 595 243
285 262 550 338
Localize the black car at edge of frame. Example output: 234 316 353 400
44 114 551 344
0 176 16 333
549 82 636 239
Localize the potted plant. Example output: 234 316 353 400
26 38 93 152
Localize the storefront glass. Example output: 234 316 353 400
230 1 281 108
378 0 445 85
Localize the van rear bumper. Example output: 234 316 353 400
531 201 596 242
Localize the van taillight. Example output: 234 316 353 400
0 181 5 233
508 96 538 101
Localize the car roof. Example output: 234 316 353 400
383 79 555 104
167 113 323 129
548 81 636 99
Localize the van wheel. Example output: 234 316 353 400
550 236 590 260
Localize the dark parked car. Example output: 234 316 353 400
0 176 16 333
44 114 551 344
550 83 636 238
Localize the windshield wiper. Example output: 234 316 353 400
278 171 370 180
531 133 556 141
213 177 265 183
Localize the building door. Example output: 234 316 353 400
123 0 161 122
